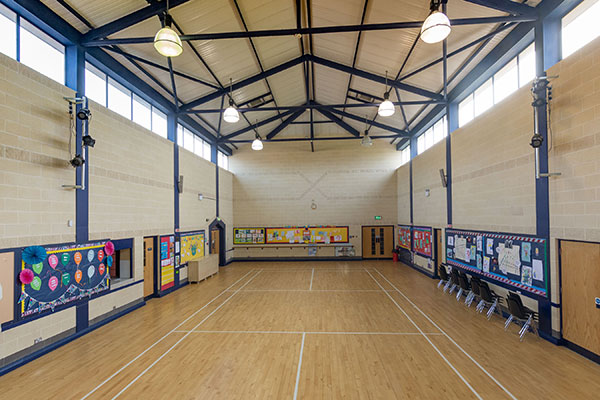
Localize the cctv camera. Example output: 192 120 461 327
530 134 544 149
69 155 85 168
82 135 96 147
77 108 91 121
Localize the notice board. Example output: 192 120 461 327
445 229 548 298
412 226 433 258
397 225 412 250
266 226 349 244
180 231 205 264
160 235 175 291
234 228 265 244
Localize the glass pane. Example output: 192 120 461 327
177 124 184 146
108 77 131 119
433 119 444 144
19 20 64 84
152 108 167 138
519 44 536 87
562 0 600 58
424 128 433 150
474 79 493 117
0 5 16 59
494 59 518 103
194 136 203 157
184 128 194 152
458 95 474 127
203 141 211 161
417 134 425 154
85 63 106 106
133 94 151 130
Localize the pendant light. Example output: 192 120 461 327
420 0 451 44
251 121 263 151
154 1 183 57
378 71 395 117
361 116 373 147
223 79 240 123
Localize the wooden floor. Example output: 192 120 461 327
2 261 600 399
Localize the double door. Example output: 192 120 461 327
362 226 394 259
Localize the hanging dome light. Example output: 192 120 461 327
378 92 395 117
154 12 183 57
223 78 239 123
420 1 451 44
252 133 263 151
361 131 373 147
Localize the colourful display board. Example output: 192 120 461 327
234 228 265 244
180 231 205 263
397 225 412 250
160 235 175 291
445 229 548 298
412 226 433 258
19 241 110 318
266 226 349 244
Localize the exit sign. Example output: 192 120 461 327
374 216 382 220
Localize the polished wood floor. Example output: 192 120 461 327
2 261 600 399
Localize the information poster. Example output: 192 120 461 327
19 241 110 318
445 229 548 297
234 228 265 244
412 226 433 258
180 231 205 264
266 226 349 244
397 225 412 250
160 235 175 291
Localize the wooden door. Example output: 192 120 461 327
436 229 443 269
211 229 220 255
561 240 600 355
143 237 154 297
362 226 394 259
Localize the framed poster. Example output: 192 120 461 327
160 235 175 291
266 226 349 244
180 231 205 263
234 228 265 245
397 225 412 250
412 226 433 258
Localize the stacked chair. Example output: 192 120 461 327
437 264 452 292
456 272 471 302
505 292 539 341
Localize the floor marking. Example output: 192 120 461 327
293 332 306 400
111 270 263 399
227 289 389 292
309 268 314 290
374 268 518 400
366 269 483 400
80 269 255 400
173 330 445 335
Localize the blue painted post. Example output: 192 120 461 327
446 102 458 227
168 113 179 233
409 136 417 225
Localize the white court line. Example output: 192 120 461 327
80 269 255 400
111 270 263 399
293 332 306 400
226 289 389 292
173 330 444 335
365 269 483 400
309 268 314 290
374 269 518 400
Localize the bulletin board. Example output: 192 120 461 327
397 225 412 250
160 235 175 291
445 229 548 298
266 226 349 244
234 228 265 244
412 226 433 258
180 231 205 264
19 241 110 318
0 252 15 324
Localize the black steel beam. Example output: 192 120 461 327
266 110 305 139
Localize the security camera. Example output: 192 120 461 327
82 135 96 147
69 155 85 168
77 108 91 121
530 134 544 149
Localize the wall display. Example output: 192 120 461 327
397 225 412 250
18 241 110 318
412 226 433 258
180 231 205 263
160 235 175 291
234 228 265 244
0 252 15 324
266 226 349 244
445 229 548 297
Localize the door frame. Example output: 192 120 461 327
143 235 158 299
209 219 227 266
361 225 395 260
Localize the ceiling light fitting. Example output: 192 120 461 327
421 0 451 44
378 71 395 117
154 2 183 57
223 78 240 123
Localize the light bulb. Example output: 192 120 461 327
154 26 183 57
378 99 395 117
420 11 451 44
251 138 263 151
223 106 240 123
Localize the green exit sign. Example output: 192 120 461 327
374 216 382 220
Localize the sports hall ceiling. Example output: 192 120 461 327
38 0 544 148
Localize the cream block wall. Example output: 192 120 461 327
397 164 411 225
231 141 400 257
219 169 235 260
412 140 447 228
179 149 215 233
452 86 536 234
89 284 143 321
0 54 76 248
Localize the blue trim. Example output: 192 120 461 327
563 338 600 365
0 301 144 377
75 301 88 332
231 257 362 262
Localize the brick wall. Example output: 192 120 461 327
397 164 410 225
412 140 447 228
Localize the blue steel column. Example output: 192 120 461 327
409 136 417 225
168 113 179 233
446 103 458 227
65 45 88 243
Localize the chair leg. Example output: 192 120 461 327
487 299 497 320
465 292 472 305
504 315 514 330
456 288 463 301
437 280 443 289
519 315 533 341
449 283 456 294
443 281 451 293
476 300 484 312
